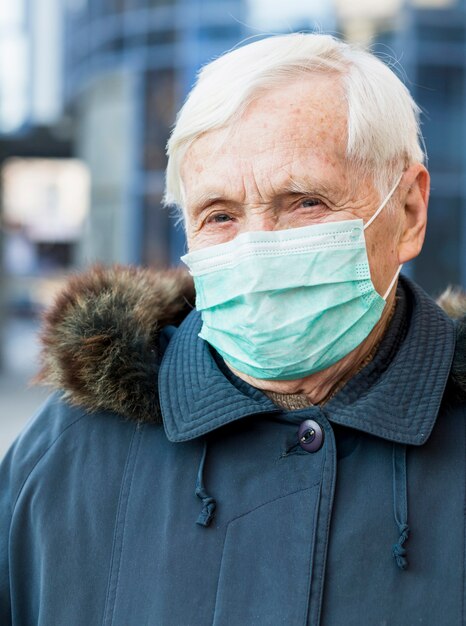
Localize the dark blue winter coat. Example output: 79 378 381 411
1 268 465 625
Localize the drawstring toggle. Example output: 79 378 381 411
392 523 410 570
195 441 217 527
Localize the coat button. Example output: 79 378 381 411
298 419 324 452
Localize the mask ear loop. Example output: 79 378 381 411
361 172 404 301
363 173 404 231
383 264 403 301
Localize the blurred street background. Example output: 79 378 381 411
0 0 463 457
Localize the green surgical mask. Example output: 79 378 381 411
181 175 402 380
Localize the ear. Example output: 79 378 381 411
397 164 430 265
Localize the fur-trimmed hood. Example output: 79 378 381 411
36 265 466 424
36 265 195 424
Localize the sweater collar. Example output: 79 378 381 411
159 276 456 445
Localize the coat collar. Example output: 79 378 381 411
159 311 278 442
159 276 456 445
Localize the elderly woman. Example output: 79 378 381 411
1 33 464 625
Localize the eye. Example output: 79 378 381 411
207 213 233 224
300 198 322 208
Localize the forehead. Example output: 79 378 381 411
181 74 350 207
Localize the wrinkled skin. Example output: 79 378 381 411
181 74 430 402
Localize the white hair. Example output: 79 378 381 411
164 33 425 214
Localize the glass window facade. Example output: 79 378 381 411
388 5 466 292
417 63 464 175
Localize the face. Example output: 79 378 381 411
181 74 422 298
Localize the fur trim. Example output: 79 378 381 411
436 287 466 320
35 265 195 424
437 287 466 402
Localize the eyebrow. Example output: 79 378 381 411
188 193 230 219
280 178 336 197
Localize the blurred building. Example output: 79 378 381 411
370 0 464 296
63 0 246 268
248 0 335 31
0 0 63 132
0 0 76 372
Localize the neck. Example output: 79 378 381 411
226 291 398 405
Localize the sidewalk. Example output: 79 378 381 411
0 317 49 459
